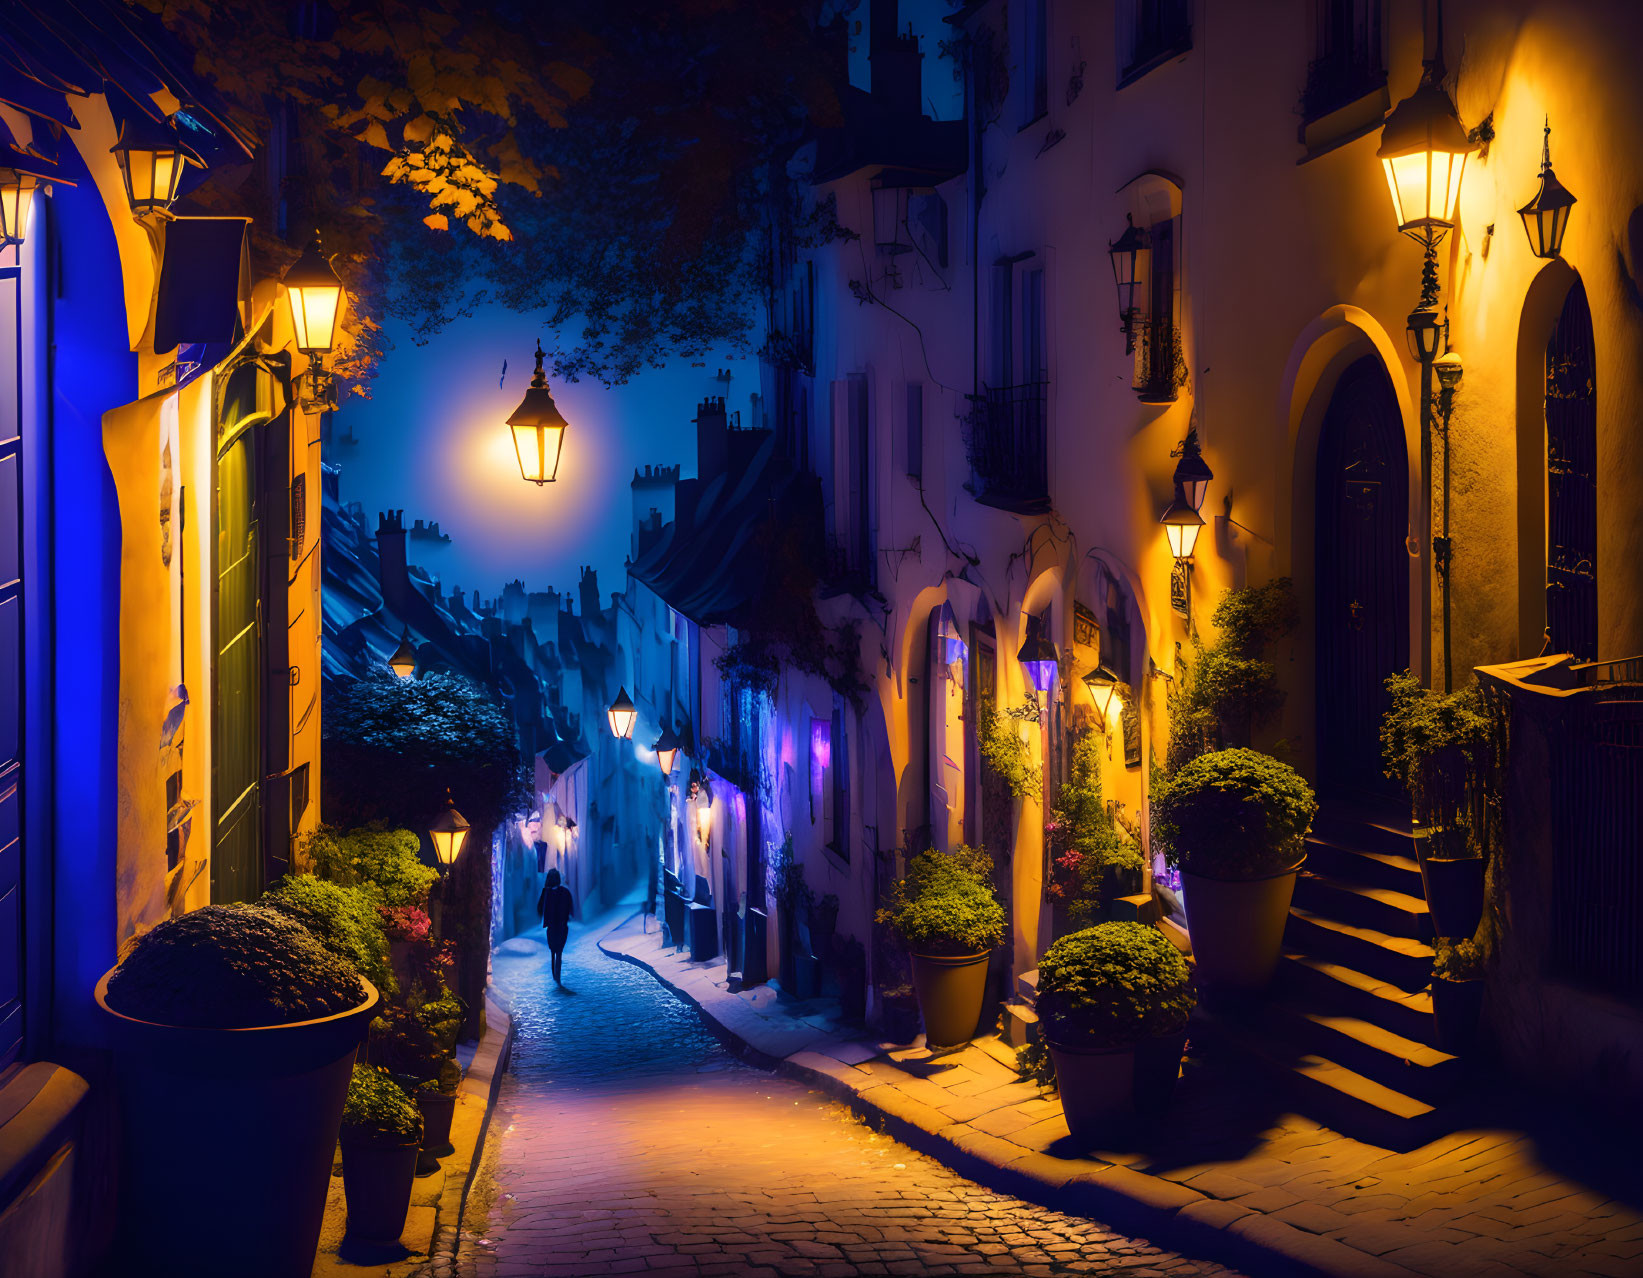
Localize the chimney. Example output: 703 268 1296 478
376 510 409 617
696 396 729 485
870 0 922 120
578 566 600 619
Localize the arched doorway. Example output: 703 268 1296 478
1315 357 1409 796
1545 279 1597 659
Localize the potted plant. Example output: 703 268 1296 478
877 847 1006 1047
1152 748 1316 992
96 904 378 1278
1380 673 1494 938
339 1064 424 1245
1035 922 1196 1141
1047 730 1146 931
1431 937 1486 1055
261 872 397 998
414 1059 463 1170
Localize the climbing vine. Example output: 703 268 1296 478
978 702 1041 802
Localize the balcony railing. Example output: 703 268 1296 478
968 382 1049 514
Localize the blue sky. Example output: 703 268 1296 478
330 1 961 604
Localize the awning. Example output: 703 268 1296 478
154 216 248 354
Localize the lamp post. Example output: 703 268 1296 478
1432 352 1463 691
429 791 471 876
1518 118 1577 260
387 628 417 679
281 234 347 411
508 340 569 485
1376 21 1474 692
1108 213 1149 356
607 687 637 740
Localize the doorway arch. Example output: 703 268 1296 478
1315 357 1409 796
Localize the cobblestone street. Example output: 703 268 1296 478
452 915 1242 1278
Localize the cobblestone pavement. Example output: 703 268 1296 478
453 915 1243 1278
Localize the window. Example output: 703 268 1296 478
288 761 310 836
1118 0 1191 87
1022 0 1048 125
1120 173 1184 403
973 257 1049 512
905 383 924 482
1302 0 1384 123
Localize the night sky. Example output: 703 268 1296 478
329 0 961 602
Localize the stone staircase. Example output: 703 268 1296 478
1197 800 1467 1151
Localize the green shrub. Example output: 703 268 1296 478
342 1064 423 1144
878 847 1006 957
979 703 1041 801
416 993 465 1053
369 1002 448 1082
1167 580 1297 769
105 904 366 1028
261 874 396 997
1048 730 1145 923
1433 936 1485 982
1152 748 1315 880
1036 922 1195 1049
1380 672 1494 853
302 824 438 908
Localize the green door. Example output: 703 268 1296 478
212 427 262 902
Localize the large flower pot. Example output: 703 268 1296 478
96 972 379 1278
1419 855 1484 940
1431 976 1485 1055
1047 1039 1136 1143
1182 863 1301 992
339 1132 420 1245
910 951 991 1047
415 1087 457 1171
1133 1028 1189 1111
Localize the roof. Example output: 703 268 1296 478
629 432 821 629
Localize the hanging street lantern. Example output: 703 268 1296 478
509 340 569 485
0 139 64 251
429 791 470 875
1172 425 1214 513
1016 615 1059 694
282 235 347 354
1107 213 1149 355
607 687 637 739
696 799 713 845
1518 117 1577 261
109 105 191 216
1082 664 1121 727
387 628 417 679
653 723 681 778
1161 484 1204 560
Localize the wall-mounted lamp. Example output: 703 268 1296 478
653 723 681 778
428 791 470 876
1016 615 1059 694
508 339 569 485
1160 485 1204 561
109 104 192 217
1082 664 1120 727
0 141 64 251
1172 424 1213 512
1517 117 1576 260
607 687 637 739
281 234 347 411
387 628 417 679
1108 213 1149 355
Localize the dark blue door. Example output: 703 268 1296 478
0 266 23 1067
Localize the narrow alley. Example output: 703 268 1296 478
452 916 1243 1278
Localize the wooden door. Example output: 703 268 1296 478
1316 358 1408 795
212 425 263 903
1545 279 1598 660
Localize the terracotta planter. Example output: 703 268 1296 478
1047 1039 1136 1143
339 1132 420 1245
910 950 991 1047
1419 855 1483 940
96 973 378 1278
1182 861 1302 992
416 1087 457 1163
1431 976 1484 1055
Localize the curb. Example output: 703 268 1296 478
420 994 515 1276
600 923 1417 1278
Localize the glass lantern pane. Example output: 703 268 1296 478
290 284 342 353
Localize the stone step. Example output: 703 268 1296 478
1000 998 1039 1050
1262 1004 1463 1104
1110 893 1160 924
1016 968 1040 1004
1285 907 1434 992
1304 835 1425 897
1294 871 1433 941
1277 950 1436 1045
1196 1010 1450 1153
1312 804 1425 861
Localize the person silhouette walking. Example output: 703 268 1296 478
537 868 574 983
